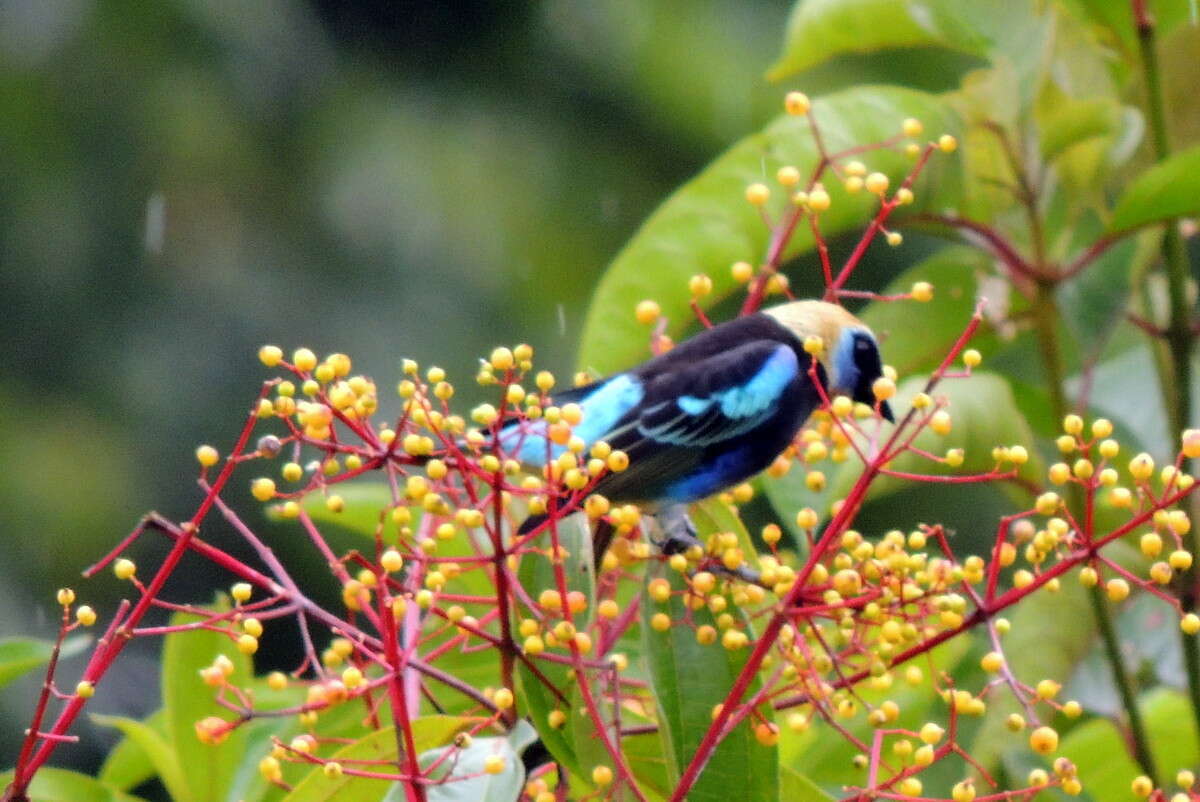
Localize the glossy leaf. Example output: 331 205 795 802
1037 96 1122 164
576 85 962 376
97 710 168 792
0 768 148 802
162 606 253 802
92 714 189 802
641 572 778 801
780 766 837 801
514 513 595 779
767 0 990 80
0 636 88 690
282 717 474 802
1109 144 1200 233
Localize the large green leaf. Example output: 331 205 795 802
1109 144 1200 233
98 709 168 792
576 85 962 376
640 573 778 802
0 636 88 690
514 513 595 780
0 768 148 802
780 767 836 802
767 0 991 80
1060 688 1200 801
92 714 189 802
162 606 253 802
281 717 473 802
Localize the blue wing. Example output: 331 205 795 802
592 341 809 501
634 345 798 447
498 372 645 466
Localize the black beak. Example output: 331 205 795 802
880 400 894 423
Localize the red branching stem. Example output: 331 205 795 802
913 213 1043 283
830 146 935 295
14 382 274 790
379 589 425 802
9 608 71 792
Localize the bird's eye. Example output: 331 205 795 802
855 337 872 351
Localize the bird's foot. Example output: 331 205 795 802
655 506 764 586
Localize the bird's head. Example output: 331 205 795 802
763 300 893 422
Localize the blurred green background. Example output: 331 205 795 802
1 0 816 771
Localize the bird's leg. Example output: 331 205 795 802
654 504 703 555
654 505 763 586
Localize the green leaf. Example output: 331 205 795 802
98 710 168 792
1109 144 1200 233
0 768 149 802
767 0 986 81
779 766 836 801
829 371 1042 503
0 636 88 689
1060 688 1200 802
514 513 595 779
422 720 539 802
92 713 189 802
1037 97 1122 164
162 606 253 802
576 85 962 376
282 717 474 802
641 570 778 801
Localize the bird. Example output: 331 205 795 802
498 299 892 565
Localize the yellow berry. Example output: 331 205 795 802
1106 578 1130 602
744 183 770 206
591 765 614 786
1029 726 1058 754
292 348 317 371
910 281 934 302
196 445 220 467
938 134 958 152
865 172 889 195
114 558 136 580
251 477 276 502
784 91 810 115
